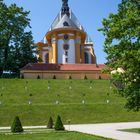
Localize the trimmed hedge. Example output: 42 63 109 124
54 115 65 131
47 117 54 129
11 116 23 133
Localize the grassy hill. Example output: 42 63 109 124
0 131 112 140
0 79 140 126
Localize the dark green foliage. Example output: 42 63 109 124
84 75 87 80
37 75 40 79
29 93 33 97
0 0 37 73
53 75 56 79
99 0 140 111
11 116 23 133
38 57 43 63
54 115 65 131
99 76 102 80
47 117 53 129
69 75 72 79
21 74 24 79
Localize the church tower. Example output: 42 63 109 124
37 0 96 64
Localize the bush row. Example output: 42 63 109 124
11 115 65 133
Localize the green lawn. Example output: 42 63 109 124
120 128 140 134
0 79 140 126
0 131 112 140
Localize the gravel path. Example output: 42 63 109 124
65 122 140 140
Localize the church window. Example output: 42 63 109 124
65 51 68 56
63 21 69 26
84 52 89 64
45 53 49 64
64 34 69 40
65 58 68 63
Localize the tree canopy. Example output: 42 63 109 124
99 0 140 111
0 0 37 74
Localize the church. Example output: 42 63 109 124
21 0 109 79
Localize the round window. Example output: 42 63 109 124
64 34 69 40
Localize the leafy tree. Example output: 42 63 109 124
11 116 23 133
54 115 65 131
99 0 140 111
47 117 54 129
0 0 37 75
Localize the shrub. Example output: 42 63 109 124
69 75 72 79
47 117 53 129
53 75 56 79
54 115 65 131
29 93 33 97
99 75 102 80
84 75 87 80
37 75 40 79
21 74 24 79
11 116 23 133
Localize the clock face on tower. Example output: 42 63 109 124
64 34 69 40
63 44 69 50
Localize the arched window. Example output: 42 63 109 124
84 52 89 64
45 53 49 64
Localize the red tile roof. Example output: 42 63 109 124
21 63 106 71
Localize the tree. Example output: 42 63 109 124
54 115 65 131
0 0 37 75
99 0 140 111
11 116 23 133
47 117 54 129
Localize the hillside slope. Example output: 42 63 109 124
0 79 140 126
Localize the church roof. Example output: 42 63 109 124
53 14 79 30
21 64 106 71
49 10 84 31
43 0 93 44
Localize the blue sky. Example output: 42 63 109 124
4 0 121 64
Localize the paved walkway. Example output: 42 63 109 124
65 122 140 140
0 122 140 140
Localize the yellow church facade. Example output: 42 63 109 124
21 0 109 79
37 0 96 65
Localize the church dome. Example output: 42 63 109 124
53 14 79 30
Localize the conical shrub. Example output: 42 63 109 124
84 75 88 80
54 115 65 131
53 75 56 79
47 117 53 129
37 75 40 79
11 116 23 133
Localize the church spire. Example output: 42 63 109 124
61 0 70 17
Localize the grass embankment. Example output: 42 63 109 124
0 130 112 140
0 79 140 126
120 128 140 134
